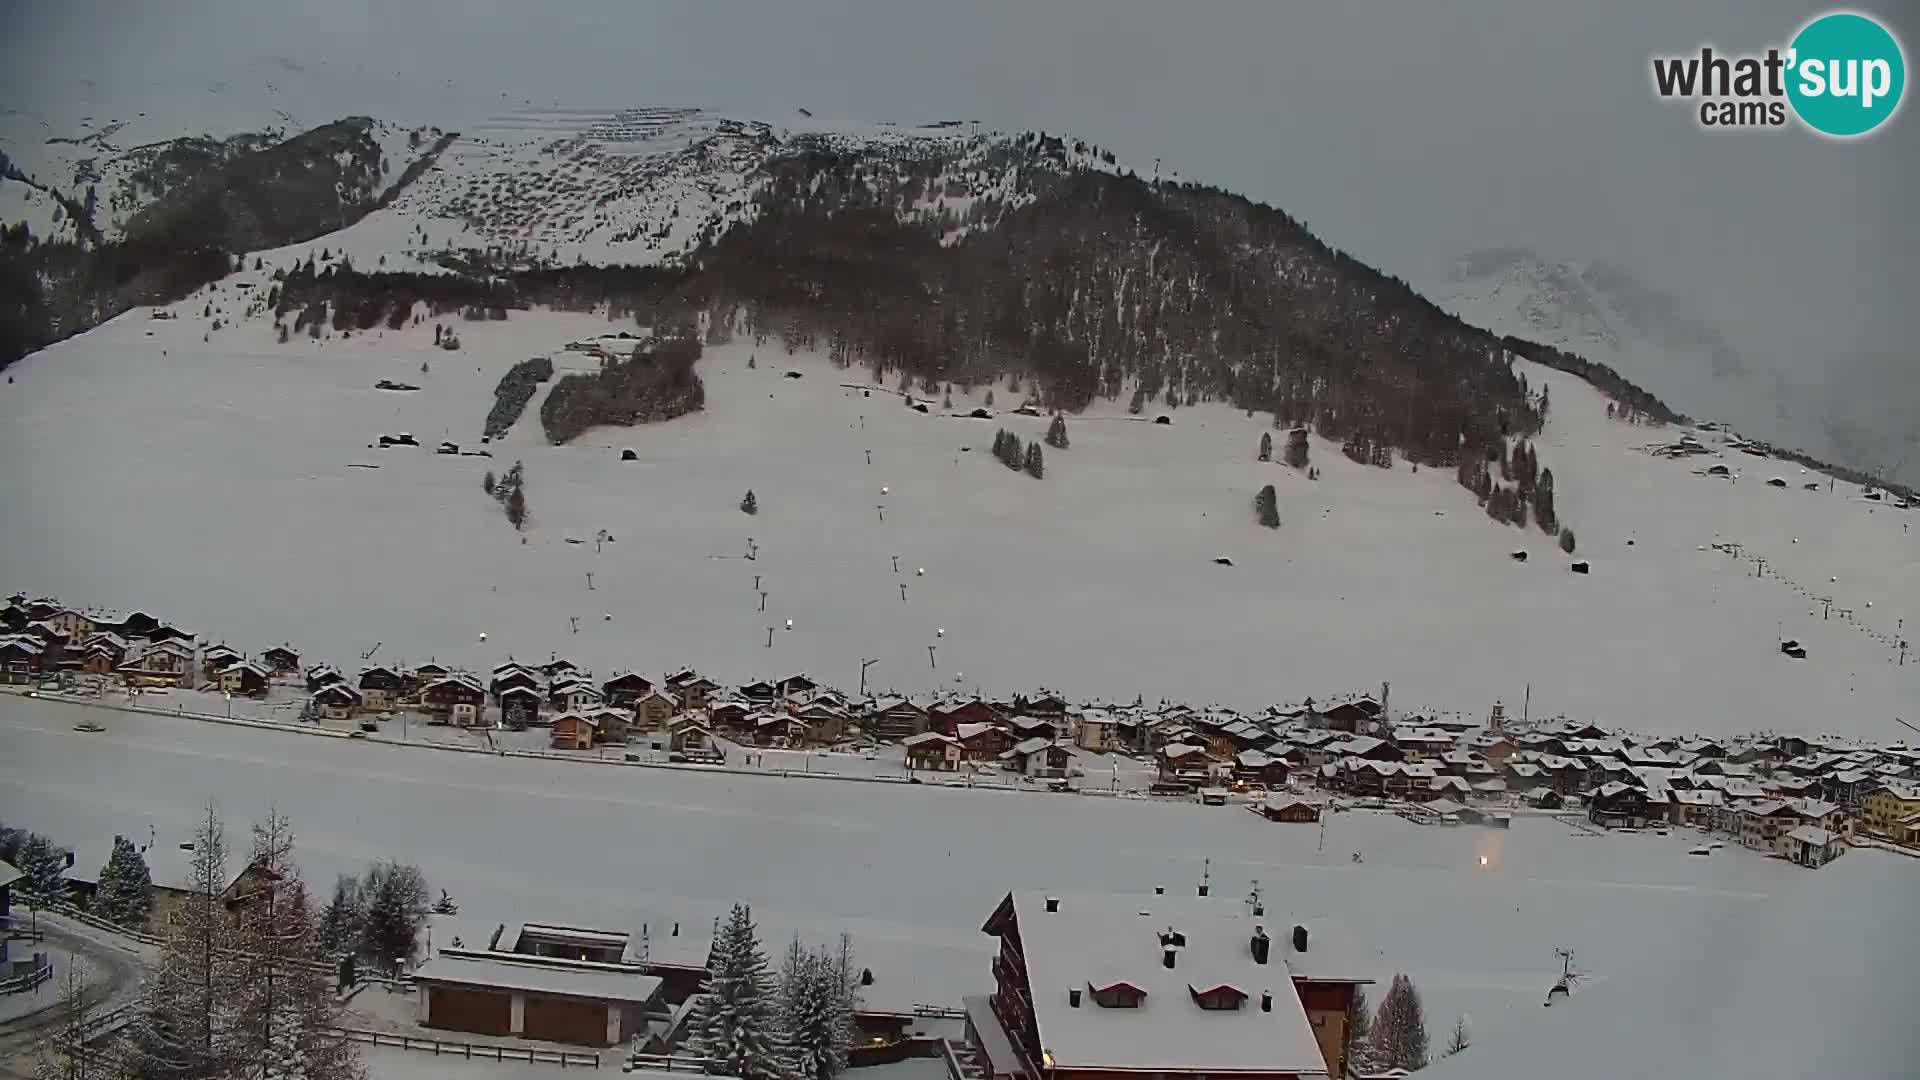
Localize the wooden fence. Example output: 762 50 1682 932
332 1026 600 1068
624 1052 724 1073
0 960 54 996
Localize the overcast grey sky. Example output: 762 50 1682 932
6 0 1916 473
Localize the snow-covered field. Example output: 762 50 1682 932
2 292 1913 739
5 693 1899 1060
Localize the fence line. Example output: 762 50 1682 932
331 1026 599 1068
0 962 54 996
625 1052 722 1073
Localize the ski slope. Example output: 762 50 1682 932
0 293 1912 740
0 694 1880 1061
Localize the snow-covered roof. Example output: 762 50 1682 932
0 858 20 890
955 722 997 741
995 891 1338 1076
1008 736 1057 756
412 953 661 1004
1784 825 1839 846
902 731 955 747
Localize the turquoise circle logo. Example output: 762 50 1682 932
1787 12 1906 137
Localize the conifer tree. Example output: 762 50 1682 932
1255 485 1280 528
1045 414 1068 449
33 961 109 1080
1024 442 1044 478
95 834 153 928
1445 1014 1472 1056
691 904 789 1080
1258 432 1272 462
13 833 68 931
1367 973 1430 1072
1284 427 1310 469
741 490 759 516
127 803 246 1080
317 874 363 956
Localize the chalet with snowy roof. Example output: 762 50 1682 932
1428 775 1473 801
1730 800 1803 851
599 672 654 709
498 685 544 729
1260 796 1322 823
867 696 930 741
1008 714 1060 743
547 678 602 714
422 674 487 727
0 634 47 684
632 688 679 729
122 638 196 687
1316 696 1380 734
304 664 344 692
1017 692 1069 722
358 665 403 709
1386 727 1455 760
550 711 598 751
738 678 778 705
1588 783 1657 828
1233 750 1291 788
412 947 662 1046
217 660 272 698
490 665 542 698
751 711 807 747
311 683 363 720
776 672 819 698
539 657 579 680
663 671 718 710
957 722 1013 762
904 731 962 771
261 645 299 673
200 643 242 682
667 720 722 763
1862 783 1920 838
930 697 999 736
1159 743 1215 784
79 634 127 675
975 889 1372 1080
705 699 752 734
791 701 848 744
1004 738 1072 778
1783 825 1847 868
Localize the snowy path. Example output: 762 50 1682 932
2 694 1878 1054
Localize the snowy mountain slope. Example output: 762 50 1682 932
1424 249 1795 447
1 294 1912 741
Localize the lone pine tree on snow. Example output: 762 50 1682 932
1368 972 1431 1072
1254 484 1280 528
94 834 154 928
1045 414 1069 449
1345 984 1381 1076
432 889 459 915
1284 427 1309 469
1445 1014 1473 1057
741 489 759 515
1258 431 1272 462
691 904 788 1080
1024 442 1044 478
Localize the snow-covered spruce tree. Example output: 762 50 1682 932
316 874 363 957
505 482 528 531
33 960 109 1080
741 490 759 516
691 904 790 1080
780 935 857 1080
1045 414 1068 449
1258 431 1272 462
358 861 429 975
14 833 69 928
1024 442 1044 479
230 811 361 1080
432 889 459 916
1559 527 1577 554
1344 984 1378 1077
127 803 247 1080
1254 485 1280 529
1366 973 1430 1072
95 834 154 928
1284 427 1310 469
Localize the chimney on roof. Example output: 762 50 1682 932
1291 925 1309 953
1045 896 1060 913
1260 990 1273 1013
1250 926 1270 965
1068 988 1082 1008
1162 946 1178 969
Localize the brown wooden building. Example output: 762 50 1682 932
413 953 661 1046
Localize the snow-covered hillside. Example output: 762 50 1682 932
1424 249 1795 449
1 289 1912 740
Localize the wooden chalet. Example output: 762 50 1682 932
1318 696 1381 733
551 711 598 751
311 683 363 720
0 634 48 684
955 722 1012 762
867 697 930 741
305 664 345 692
261 645 300 673
706 699 753 735
633 688 680 729
1587 783 1656 829
1003 738 1071 778
668 720 723 764
122 639 196 687
217 660 272 698
548 679 602 714
903 731 962 771
1233 750 1291 788
200 643 242 682
358 665 404 710
490 665 542 698
600 672 654 709
498 685 544 729
1006 715 1059 743
589 706 633 744
1016 692 1068 722
928 697 998 736
540 657 580 680
1260 795 1322 823
664 669 719 710
422 674 487 726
